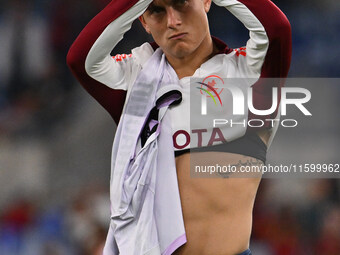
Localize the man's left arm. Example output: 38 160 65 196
213 0 292 144
213 0 292 78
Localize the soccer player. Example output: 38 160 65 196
67 0 291 254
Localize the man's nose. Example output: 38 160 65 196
167 7 181 28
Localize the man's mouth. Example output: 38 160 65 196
169 33 187 40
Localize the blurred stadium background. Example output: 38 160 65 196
0 0 339 254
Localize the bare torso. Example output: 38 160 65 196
173 130 269 255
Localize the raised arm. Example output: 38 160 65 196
215 0 292 128
66 0 152 123
214 0 292 78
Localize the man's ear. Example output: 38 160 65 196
203 0 212 13
139 15 151 34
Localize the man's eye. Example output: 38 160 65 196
149 6 164 14
174 0 188 6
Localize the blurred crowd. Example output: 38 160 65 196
0 0 109 136
0 184 109 255
0 0 339 254
252 179 340 255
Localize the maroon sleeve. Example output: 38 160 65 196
66 0 140 124
239 0 292 123
239 0 292 78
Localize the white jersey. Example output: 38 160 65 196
67 0 291 253
67 0 291 153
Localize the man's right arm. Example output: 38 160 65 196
66 0 152 124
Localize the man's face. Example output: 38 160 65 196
140 0 212 59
